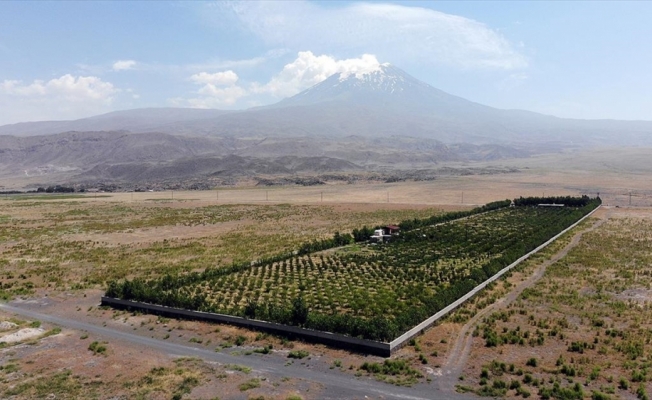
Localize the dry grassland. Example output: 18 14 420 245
2 156 652 398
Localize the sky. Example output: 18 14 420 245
1 1 651 125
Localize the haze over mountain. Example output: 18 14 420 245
1 64 651 187
2 64 651 147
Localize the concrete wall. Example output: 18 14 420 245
101 296 391 357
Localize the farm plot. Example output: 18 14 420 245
107 198 600 342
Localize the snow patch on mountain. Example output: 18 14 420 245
337 59 385 80
335 64 406 92
328 63 432 96
278 63 444 108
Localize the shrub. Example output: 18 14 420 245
288 350 309 359
88 341 107 355
239 378 260 391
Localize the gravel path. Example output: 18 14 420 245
0 302 477 400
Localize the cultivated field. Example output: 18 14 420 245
106 201 598 342
1 159 652 399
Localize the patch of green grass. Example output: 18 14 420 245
226 364 252 374
1 363 19 373
239 378 261 391
359 359 423 386
287 350 309 359
4 370 81 397
43 327 62 337
235 335 247 346
253 345 273 354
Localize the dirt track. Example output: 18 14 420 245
0 302 477 400
438 209 612 392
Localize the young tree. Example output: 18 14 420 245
291 295 309 326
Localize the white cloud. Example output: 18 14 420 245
220 1 527 70
184 54 275 72
190 70 239 86
181 70 247 108
253 51 383 97
0 75 118 123
1 74 116 100
186 85 248 108
175 52 385 108
112 60 137 71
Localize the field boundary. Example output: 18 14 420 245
100 296 391 356
388 204 601 352
102 204 600 357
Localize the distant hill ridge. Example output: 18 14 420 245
1 63 650 147
1 64 651 185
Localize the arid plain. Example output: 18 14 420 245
1 148 652 399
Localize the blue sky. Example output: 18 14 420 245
1 1 651 125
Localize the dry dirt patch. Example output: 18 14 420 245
0 327 44 343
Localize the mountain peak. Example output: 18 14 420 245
333 63 411 93
337 62 392 80
275 63 443 108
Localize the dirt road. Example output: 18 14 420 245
438 211 610 393
1 302 477 400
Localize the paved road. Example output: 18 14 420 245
0 303 476 400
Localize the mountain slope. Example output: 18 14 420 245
81 155 363 182
0 130 474 184
155 64 652 146
0 108 231 137
0 131 234 176
1 64 651 147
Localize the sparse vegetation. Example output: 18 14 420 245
0 200 445 295
239 378 261 391
226 364 252 374
6 161 651 400
359 359 423 386
288 350 310 359
463 211 652 398
88 341 107 355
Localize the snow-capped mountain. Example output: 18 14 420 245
276 63 479 113
291 64 426 100
2 63 652 148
